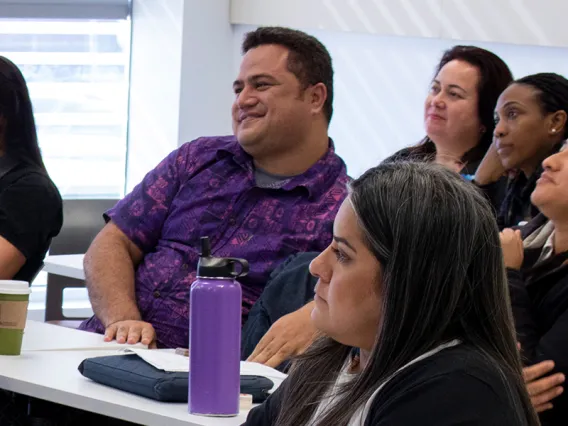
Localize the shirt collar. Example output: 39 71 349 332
537 231 556 264
216 138 348 199
523 219 556 266
215 138 252 168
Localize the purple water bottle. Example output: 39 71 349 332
188 236 249 416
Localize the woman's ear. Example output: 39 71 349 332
549 110 567 136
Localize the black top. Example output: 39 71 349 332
384 145 483 176
495 143 563 230
490 169 541 230
243 346 530 426
241 252 319 367
509 214 568 426
0 161 63 282
384 146 507 220
388 142 565 230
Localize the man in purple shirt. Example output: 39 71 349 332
79 27 350 349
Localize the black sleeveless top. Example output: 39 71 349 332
0 159 63 282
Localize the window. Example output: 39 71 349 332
0 17 131 317
0 18 131 198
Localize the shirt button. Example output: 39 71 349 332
182 263 189 270
229 217 236 225
153 291 161 299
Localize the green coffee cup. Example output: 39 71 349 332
0 280 30 356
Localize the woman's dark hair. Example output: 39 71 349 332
411 45 513 164
274 162 538 426
515 72 568 139
0 56 46 171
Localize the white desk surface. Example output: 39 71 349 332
17 276 249 424
43 254 85 280
0 349 248 426
22 320 146 352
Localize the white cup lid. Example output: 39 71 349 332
0 280 31 295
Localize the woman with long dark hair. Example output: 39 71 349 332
385 45 513 220
244 161 538 426
391 45 513 175
0 56 62 281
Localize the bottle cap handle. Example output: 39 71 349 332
227 258 249 278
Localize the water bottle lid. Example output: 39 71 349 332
196 237 249 278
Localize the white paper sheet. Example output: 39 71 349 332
121 348 189 372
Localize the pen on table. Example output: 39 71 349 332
175 347 189 357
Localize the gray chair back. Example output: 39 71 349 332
45 199 119 322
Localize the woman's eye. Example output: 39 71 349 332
332 247 348 264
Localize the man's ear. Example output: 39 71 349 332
307 82 327 116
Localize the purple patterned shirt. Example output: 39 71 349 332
80 136 349 348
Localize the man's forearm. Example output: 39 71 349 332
84 234 141 327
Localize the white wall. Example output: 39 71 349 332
231 0 568 47
126 0 184 190
178 0 234 143
230 1 568 177
127 1 568 187
126 0 233 191
232 25 568 178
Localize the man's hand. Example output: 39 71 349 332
500 229 524 270
247 301 317 368
524 361 565 412
104 320 157 348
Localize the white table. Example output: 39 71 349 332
22 320 146 351
0 349 248 426
26 261 253 424
43 254 85 280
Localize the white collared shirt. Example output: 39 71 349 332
523 220 556 265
